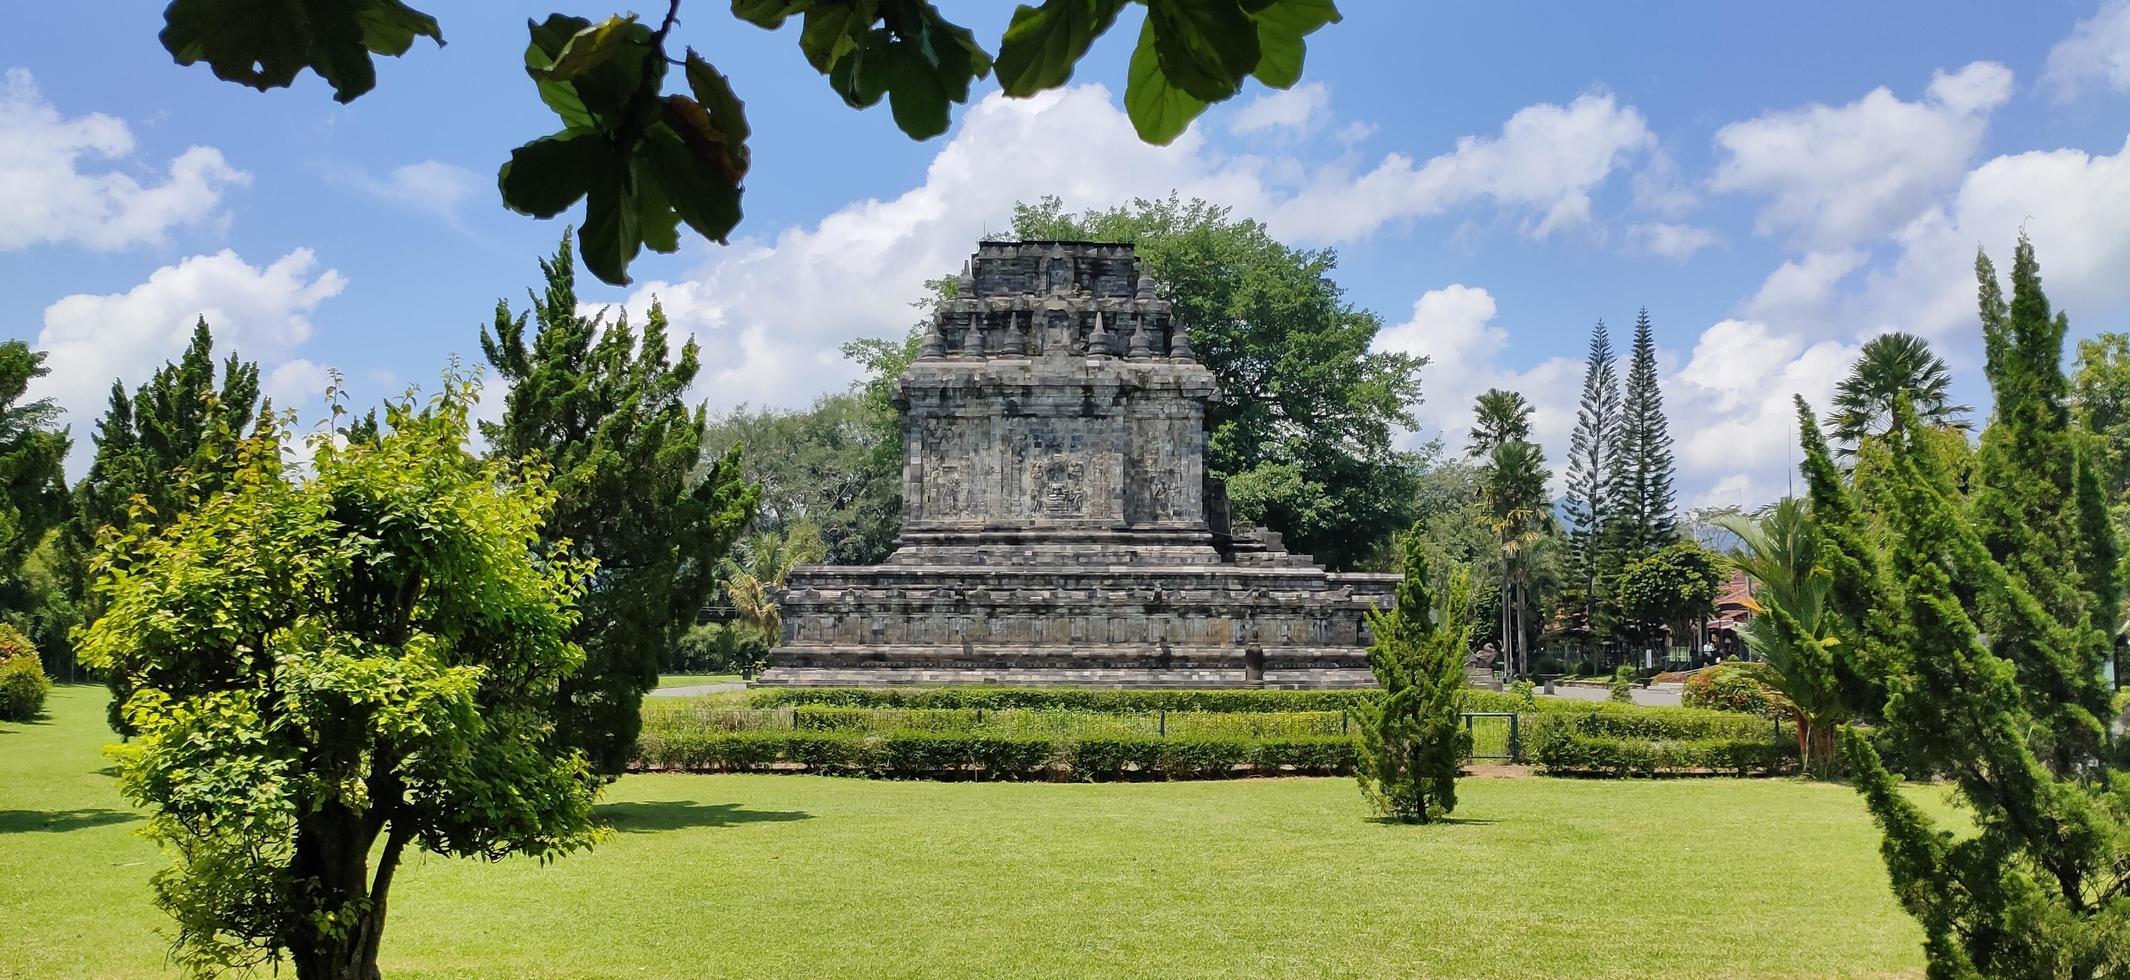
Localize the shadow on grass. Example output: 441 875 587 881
1364 815 1499 827
597 800 813 833
0 808 139 833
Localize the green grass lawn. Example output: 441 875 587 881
4 683 1937 978
655 672 742 689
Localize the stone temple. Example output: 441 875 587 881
757 241 1396 688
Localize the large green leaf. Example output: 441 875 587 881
529 15 640 83
641 130 744 245
731 0 812 29
1144 0 1258 102
1123 17 1207 145
498 134 608 219
580 173 642 286
631 156 684 255
684 51 753 166
799 1 877 73
994 0 1124 97
160 0 442 104
1246 0 1340 89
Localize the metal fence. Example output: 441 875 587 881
1461 711 1522 763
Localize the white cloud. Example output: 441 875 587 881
32 249 347 469
1269 91 1655 242
2045 0 2130 101
1372 284 1580 476
0 68 248 251
1740 249 1868 322
1629 222 1721 259
617 84 1656 414
1668 319 1857 487
1848 133 2130 345
1227 82 1330 137
614 85 1278 410
1710 62 2013 248
352 160 482 220
263 358 333 407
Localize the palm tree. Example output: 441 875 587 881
1715 499 1846 773
1481 437 1552 678
1827 332 1970 454
720 524 826 655
1468 388 1534 458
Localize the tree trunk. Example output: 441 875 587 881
288 805 407 980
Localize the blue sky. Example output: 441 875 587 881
5 1 2129 509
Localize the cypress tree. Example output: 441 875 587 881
480 232 759 774
1816 236 2129 977
1563 319 1622 649
1350 529 1474 823
1612 308 1677 558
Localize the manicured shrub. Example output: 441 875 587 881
0 625 49 722
1681 662 1791 719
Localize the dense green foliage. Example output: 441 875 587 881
5 683 1944 979
1000 196 1426 568
0 623 49 721
62 322 261 729
78 378 604 980
1806 237 2130 978
1614 541 1720 660
701 389 901 566
0 342 68 627
480 233 758 774
1349 535 1474 821
634 725 1354 779
158 1 1340 284
1527 704 1796 777
1826 332 1969 455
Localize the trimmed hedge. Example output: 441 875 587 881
746 686 1376 713
1527 705 1797 776
748 685 1604 715
631 727 1351 780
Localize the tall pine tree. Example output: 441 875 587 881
481 232 758 774
1611 308 1677 559
1562 319 1622 650
1820 236 2128 977
0 342 70 629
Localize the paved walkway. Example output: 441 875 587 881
1540 683 1684 708
648 682 748 697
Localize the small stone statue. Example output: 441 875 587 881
958 319 985 357
917 318 948 360
1168 316 1196 361
997 310 1027 355
1127 315 1155 358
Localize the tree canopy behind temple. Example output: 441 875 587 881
480 232 757 774
1000 195 1426 568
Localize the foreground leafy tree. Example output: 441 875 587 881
1350 531 1474 823
481 234 758 774
1004 195 1426 568
0 342 70 632
1813 237 2129 978
80 379 602 980
158 0 1340 284
1826 331 1969 457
